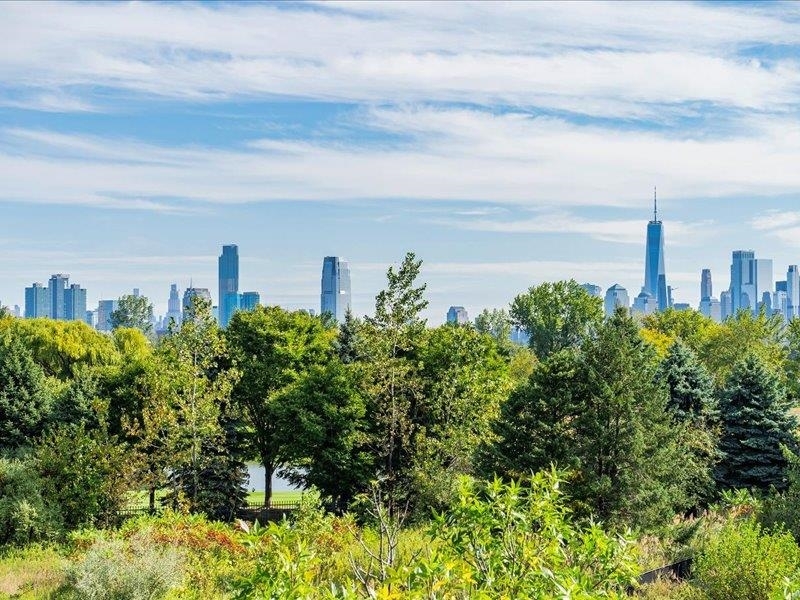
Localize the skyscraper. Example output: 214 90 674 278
788 265 799 319
730 250 755 314
240 291 261 311
720 290 733 321
604 284 629 318
446 306 469 324
24 283 48 318
580 283 603 298
643 190 668 312
700 269 712 301
96 299 118 332
218 245 239 328
48 274 69 320
164 284 182 328
321 256 352 322
64 283 87 321
183 287 212 321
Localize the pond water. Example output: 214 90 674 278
245 463 300 493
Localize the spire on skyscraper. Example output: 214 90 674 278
653 186 658 222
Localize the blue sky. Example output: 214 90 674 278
2 1 800 322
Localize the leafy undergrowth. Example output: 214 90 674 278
0 545 69 599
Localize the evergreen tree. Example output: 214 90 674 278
486 309 695 529
0 334 53 450
482 348 581 479
716 353 798 492
575 309 690 528
657 340 719 506
336 309 363 365
659 340 717 422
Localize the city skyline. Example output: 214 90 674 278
4 3 800 322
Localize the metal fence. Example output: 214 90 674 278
115 500 300 523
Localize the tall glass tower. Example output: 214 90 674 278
643 190 668 311
218 244 239 327
321 256 352 322
48 274 69 320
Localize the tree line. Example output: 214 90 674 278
1 253 799 541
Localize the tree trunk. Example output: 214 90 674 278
149 486 156 513
264 460 273 508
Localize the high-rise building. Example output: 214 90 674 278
580 283 603 298
446 306 469 324
24 282 48 318
700 269 712 300
64 283 87 321
240 291 261 312
632 291 656 315
787 266 799 320
321 256 352 322
96 299 119 332
183 287 212 321
643 190 668 311
218 245 239 328
47 274 69 320
604 284 629 318
720 290 733 321
164 284 182 329
729 251 773 316
85 310 97 328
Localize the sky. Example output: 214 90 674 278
2 1 800 322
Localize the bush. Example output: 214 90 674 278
0 456 62 544
691 518 800 600
36 426 134 530
69 536 184 600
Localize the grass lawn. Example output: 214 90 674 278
246 490 303 505
126 488 303 509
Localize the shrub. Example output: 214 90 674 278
69 536 184 600
36 425 134 530
691 518 800 600
0 456 62 544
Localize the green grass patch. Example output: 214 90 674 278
125 489 303 509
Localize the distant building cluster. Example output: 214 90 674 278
13 245 354 334
25 274 88 324
8 190 800 338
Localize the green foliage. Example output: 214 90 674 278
691 518 800 600
110 295 154 336
487 310 699 530
716 353 798 493
658 340 719 507
411 324 512 511
360 252 429 508
404 472 638 598
483 347 582 479
510 279 602 359
275 361 370 511
36 426 133 530
226 304 337 505
0 457 62 545
139 296 240 515
69 536 184 600
578 310 698 528
0 333 53 450
0 317 119 379
474 307 515 353
659 340 717 423
699 309 786 387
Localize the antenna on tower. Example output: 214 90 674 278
653 186 658 221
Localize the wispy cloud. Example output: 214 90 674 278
4 107 800 211
2 2 800 117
